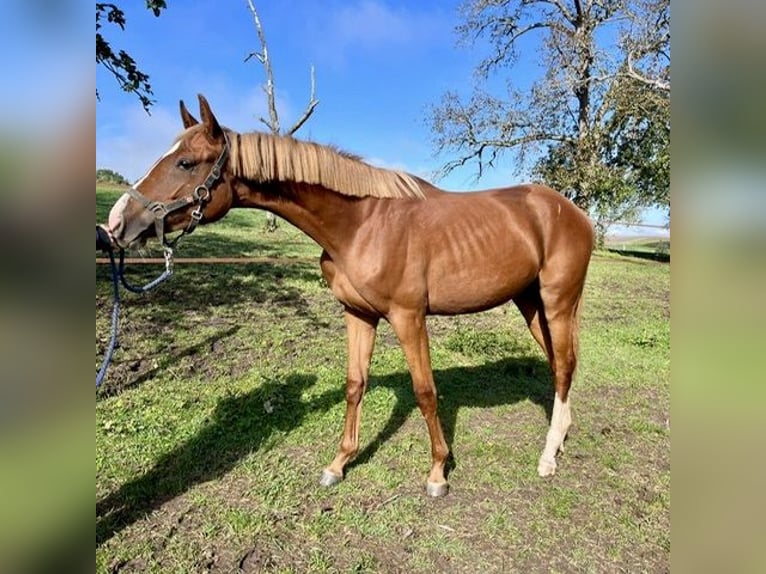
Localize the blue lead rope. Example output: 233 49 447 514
119 247 174 294
97 247 121 388
96 232 174 388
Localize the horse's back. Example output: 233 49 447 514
330 182 593 316
383 183 587 314
455 183 594 265
417 182 593 259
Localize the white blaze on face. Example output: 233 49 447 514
133 140 182 189
107 140 183 241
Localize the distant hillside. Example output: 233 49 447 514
96 168 129 186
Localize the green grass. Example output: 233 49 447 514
96 188 670 573
97 185 320 259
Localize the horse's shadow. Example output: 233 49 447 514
349 355 552 477
96 356 551 546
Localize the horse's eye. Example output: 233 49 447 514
176 158 195 171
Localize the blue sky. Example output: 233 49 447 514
97 0 485 187
96 0 667 232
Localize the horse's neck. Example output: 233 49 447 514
235 180 365 257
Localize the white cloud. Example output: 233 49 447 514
96 105 180 184
306 0 448 67
96 84 292 183
334 0 416 49
365 156 412 172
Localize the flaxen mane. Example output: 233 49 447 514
229 131 425 200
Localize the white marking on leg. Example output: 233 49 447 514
538 393 571 477
133 140 182 188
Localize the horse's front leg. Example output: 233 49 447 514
389 309 450 497
320 309 379 486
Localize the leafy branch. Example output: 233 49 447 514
96 2 167 112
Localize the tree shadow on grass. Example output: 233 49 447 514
96 260 333 394
606 247 670 263
96 325 242 398
96 373 343 546
349 355 552 479
97 356 552 546
99 260 325 317
178 226 317 259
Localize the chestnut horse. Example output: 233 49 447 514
103 95 594 497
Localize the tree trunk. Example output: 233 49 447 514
265 212 278 232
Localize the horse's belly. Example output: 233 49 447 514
426 259 539 315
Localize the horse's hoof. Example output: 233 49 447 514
426 481 449 497
319 469 343 487
537 458 557 477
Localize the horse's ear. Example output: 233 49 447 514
179 100 199 128
197 94 223 141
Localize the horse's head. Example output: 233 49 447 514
104 94 234 249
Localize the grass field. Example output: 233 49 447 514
605 236 670 262
97 186 670 573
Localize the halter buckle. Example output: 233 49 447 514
149 202 169 218
194 185 211 203
163 246 174 274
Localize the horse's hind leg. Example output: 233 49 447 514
535 281 584 477
513 283 552 362
320 309 379 486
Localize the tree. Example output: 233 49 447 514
428 0 669 244
96 2 167 111
244 1 319 232
96 168 130 186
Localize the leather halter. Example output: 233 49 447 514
125 133 229 249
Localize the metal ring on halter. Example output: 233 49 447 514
194 185 211 202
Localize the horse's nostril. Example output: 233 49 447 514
108 216 124 238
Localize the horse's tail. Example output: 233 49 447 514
571 290 583 371
572 214 594 369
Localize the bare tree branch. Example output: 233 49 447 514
625 52 670 91
437 130 575 180
620 0 670 92
539 0 576 24
243 1 321 231
243 51 265 64
287 65 319 135
246 0 279 134
245 0 320 138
